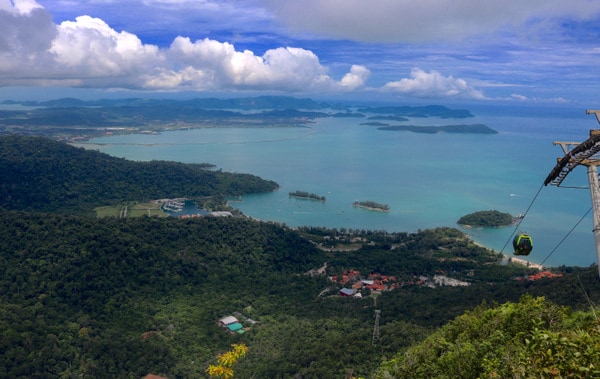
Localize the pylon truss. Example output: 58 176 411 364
544 129 600 187
544 110 600 279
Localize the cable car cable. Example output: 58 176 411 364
538 207 591 267
500 183 545 255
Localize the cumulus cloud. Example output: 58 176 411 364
162 36 337 91
51 16 161 78
0 1 366 92
382 68 486 100
338 65 370 90
0 1 56 76
260 0 600 42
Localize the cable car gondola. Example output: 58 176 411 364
513 233 533 256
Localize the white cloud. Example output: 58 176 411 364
508 94 568 103
163 36 349 91
338 65 370 90
260 0 600 42
0 0 43 14
382 68 486 100
0 2 56 77
50 16 161 78
0 2 365 92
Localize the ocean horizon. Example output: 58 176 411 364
84 103 600 268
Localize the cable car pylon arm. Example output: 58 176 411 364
544 110 600 278
544 130 600 186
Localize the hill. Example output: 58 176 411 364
0 135 278 214
0 209 328 378
375 295 600 378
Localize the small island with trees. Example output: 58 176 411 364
457 210 520 227
352 200 390 212
289 190 326 201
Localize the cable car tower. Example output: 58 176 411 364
544 110 600 277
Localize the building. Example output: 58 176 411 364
218 315 245 334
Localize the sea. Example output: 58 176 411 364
83 103 600 268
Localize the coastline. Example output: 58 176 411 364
467 236 544 270
85 113 598 268
506 254 544 270
352 204 390 212
289 194 326 202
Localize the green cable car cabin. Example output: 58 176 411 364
513 233 533 256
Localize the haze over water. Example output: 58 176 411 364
87 104 599 268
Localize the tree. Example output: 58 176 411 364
206 344 248 379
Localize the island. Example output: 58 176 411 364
378 124 498 134
289 190 326 201
367 115 410 122
352 200 390 212
457 210 521 227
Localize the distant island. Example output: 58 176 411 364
289 191 326 201
356 104 473 118
367 115 410 122
457 210 520 227
330 112 365 118
378 124 498 134
360 121 390 127
352 200 390 212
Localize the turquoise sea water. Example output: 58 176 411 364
86 105 600 268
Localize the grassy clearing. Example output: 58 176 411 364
129 202 168 217
95 202 168 218
95 205 122 218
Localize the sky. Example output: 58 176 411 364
1 0 600 104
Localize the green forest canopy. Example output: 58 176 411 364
0 135 278 215
457 210 515 227
375 295 600 379
2 207 600 378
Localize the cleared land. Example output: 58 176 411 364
95 202 168 218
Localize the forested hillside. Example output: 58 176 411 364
0 210 327 378
0 135 278 214
1 206 600 378
375 295 600 378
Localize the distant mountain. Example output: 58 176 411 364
0 96 483 141
0 135 278 214
3 95 330 110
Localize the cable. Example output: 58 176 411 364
500 183 545 254
539 207 591 267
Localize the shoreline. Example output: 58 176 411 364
505 254 544 270
352 204 390 212
289 194 326 202
467 236 545 270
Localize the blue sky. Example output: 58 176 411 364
1 0 600 104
